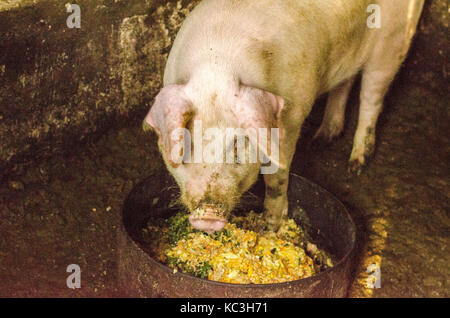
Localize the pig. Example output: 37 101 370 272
144 0 424 233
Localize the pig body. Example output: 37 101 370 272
145 0 424 232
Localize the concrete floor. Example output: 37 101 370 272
0 74 448 297
297 75 449 297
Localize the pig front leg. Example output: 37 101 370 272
263 168 290 230
233 85 310 230
262 120 301 230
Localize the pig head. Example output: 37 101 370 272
144 83 284 233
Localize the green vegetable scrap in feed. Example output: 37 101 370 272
166 212 193 245
194 261 213 279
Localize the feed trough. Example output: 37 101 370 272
119 172 356 297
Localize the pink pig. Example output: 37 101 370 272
144 0 424 233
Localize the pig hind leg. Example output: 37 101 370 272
313 75 356 143
348 66 390 175
349 56 408 174
349 2 423 174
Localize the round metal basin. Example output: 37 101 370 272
119 172 356 297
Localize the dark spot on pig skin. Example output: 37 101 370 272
199 186 234 210
237 180 244 192
210 172 220 181
266 185 283 199
210 93 217 107
246 38 276 87
181 110 195 124
261 49 274 59
260 48 275 84
364 127 376 158
366 127 375 138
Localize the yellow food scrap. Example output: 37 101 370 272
165 220 317 284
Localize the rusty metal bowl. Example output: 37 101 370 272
118 172 356 297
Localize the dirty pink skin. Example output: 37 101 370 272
146 84 282 233
144 0 424 232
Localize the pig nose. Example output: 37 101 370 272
189 216 227 234
189 207 227 234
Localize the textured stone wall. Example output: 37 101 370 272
0 0 199 175
0 0 447 176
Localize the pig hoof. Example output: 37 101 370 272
142 120 153 133
264 216 282 231
311 126 342 148
266 223 280 232
349 141 375 174
347 158 366 175
309 136 329 150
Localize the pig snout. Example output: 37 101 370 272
189 206 227 234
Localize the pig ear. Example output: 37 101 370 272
144 84 194 167
233 85 285 169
